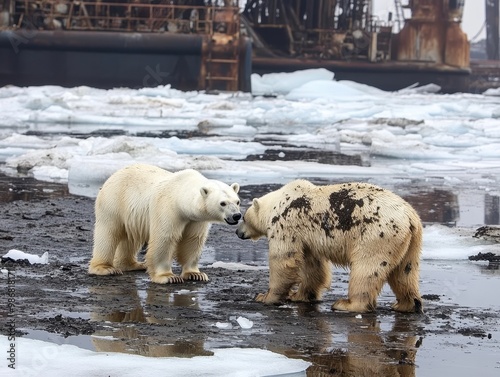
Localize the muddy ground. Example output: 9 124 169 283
0 174 499 376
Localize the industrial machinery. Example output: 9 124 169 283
0 1 474 92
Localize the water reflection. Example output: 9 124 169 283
89 276 213 358
404 189 459 224
0 172 69 202
92 329 213 358
277 309 419 377
86 267 424 375
92 328 213 358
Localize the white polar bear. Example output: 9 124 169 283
88 164 241 284
236 179 423 313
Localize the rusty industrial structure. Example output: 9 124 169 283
244 0 469 65
0 0 494 92
243 0 471 91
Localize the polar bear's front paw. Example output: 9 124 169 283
151 274 184 284
181 272 209 282
391 298 423 313
255 291 282 304
332 298 374 313
255 292 268 303
88 264 123 276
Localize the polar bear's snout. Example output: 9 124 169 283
235 227 249 239
224 210 242 225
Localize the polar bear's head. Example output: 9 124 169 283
235 198 267 240
200 181 241 225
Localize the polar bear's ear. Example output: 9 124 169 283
200 187 210 197
231 183 240 194
252 198 260 211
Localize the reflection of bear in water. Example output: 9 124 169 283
303 315 418 377
261 303 419 376
237 179 423 313
88 164 241 284
90 279 213 357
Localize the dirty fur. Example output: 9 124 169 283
236 179 423 313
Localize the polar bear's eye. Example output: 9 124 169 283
220 201 227 207
236 200 240 206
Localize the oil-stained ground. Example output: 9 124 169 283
0 174 499 376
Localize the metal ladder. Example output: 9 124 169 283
204 36 239 92
200 6 240 92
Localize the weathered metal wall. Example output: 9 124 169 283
0 1 250 91
394 0 469 68
0 30 203 89
0 28 252 91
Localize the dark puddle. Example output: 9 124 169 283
25 329 96 351
0 172 70 202
24 329 216 358
245 148 365 166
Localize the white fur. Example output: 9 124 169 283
88 164 241 283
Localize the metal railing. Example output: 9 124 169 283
12 0 240 34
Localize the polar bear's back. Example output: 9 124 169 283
318 182 419 226
97 164 172 204
95 164 208 222
275 180 419 226
269 180 421 264
93 164 171 239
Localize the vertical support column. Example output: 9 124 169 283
486 0 499 60
198 35 209 90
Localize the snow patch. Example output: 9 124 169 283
0 335 309 377
208 262 267 271
2 249 49 264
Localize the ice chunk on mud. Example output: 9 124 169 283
2 249 49 264
216 322 233 330
237 316 254 329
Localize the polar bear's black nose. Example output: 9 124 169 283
233 213 242 222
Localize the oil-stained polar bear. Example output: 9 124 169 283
236 179 423 313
